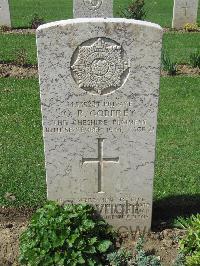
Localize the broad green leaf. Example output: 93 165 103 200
97 240 112 253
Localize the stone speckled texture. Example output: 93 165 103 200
73 0 113 18
172 0 199 29
0 0 11 27
36 18 163 232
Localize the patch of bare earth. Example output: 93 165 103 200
1 28 36 35
177 64 200 76
2 27 199 35
0 221 27 266
161 64 200 77
0 64 38 78
0 64 199 79
121 229 186 266
163 27 200 33
0 207 186 266
0 207 35 266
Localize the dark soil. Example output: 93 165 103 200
0 64 38 78
0 220 27 266
2 28 199 35
161 64 200 77
163 28 200 33
0 207 34 266
1 28 36 35
177 64 200 76
122 229 186 266
0 63 199 79
0 207 186 266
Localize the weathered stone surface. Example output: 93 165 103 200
73 0 113 18
36 18 163 232
0 0 11 27
172 0 199 29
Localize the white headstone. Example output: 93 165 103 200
36 18 163 232
0 0 11 27
73 0 113 18
172 0 199 29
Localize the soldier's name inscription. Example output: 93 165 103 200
44 98 154 134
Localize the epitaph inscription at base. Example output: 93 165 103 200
37 18 163 231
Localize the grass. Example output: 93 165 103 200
115 0 174 27
10 0 73 29
0 77 199 207
155 77 200 200
9 0 200 28
0 34 37 65
0 79 46 207
163 33 200 64
0 32 199 66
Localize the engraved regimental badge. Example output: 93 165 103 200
83 0 102 10
71 38 130 95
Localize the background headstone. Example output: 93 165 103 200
0 0 11 27
37 18 163 232
73 0 113 18
172 0 199 29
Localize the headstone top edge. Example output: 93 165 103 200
36 18 163 33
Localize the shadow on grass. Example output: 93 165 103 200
152 194 200 229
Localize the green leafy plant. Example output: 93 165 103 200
176 214 200 266
161 51 177 76
19 202 116 266
173 252 186 266
120 0 146 20
190 51 200 68
186 253 200 266
107 248 132 266
30 13 45 29
107 237 161 266
134 237 161 266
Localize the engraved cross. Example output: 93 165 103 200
181 2 189 16
82 138 119 193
